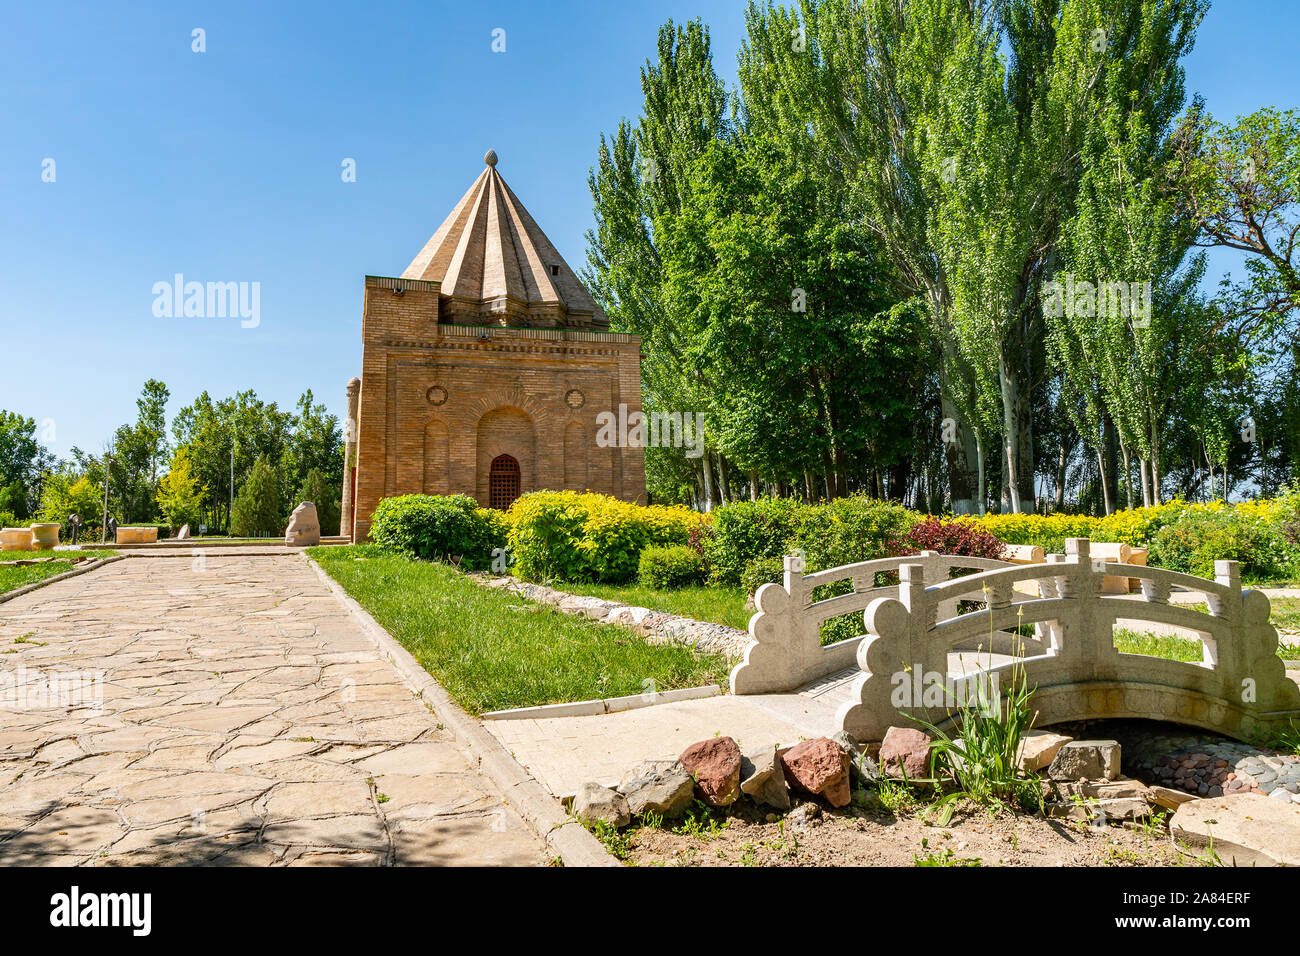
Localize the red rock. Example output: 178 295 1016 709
679 736 741 807
878 726 933 780
780 737 852 808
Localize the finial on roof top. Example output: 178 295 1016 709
484 149 498 167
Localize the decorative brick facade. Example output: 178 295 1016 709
348 153 646 541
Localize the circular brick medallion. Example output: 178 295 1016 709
426 385 448 406
565 388 585 409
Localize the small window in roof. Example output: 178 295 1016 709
550 264 560 277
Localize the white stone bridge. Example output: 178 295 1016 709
730 539 1300 743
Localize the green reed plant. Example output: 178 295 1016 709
909 598 1039 825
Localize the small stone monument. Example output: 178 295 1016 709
176 524 190 540
284 502 321 547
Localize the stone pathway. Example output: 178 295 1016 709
1119 723 1300 804
0 555 546 866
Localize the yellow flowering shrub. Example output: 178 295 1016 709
507 491 700 583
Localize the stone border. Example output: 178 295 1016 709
474 575 750 659
0 554 126 605
77 537 351 551
481 683 721 721
305 556 620 868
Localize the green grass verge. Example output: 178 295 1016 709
553 581 752 631
0 549 114 563
0 550 117 596
308 545 730 714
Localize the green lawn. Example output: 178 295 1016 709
555 581 753 631
1269 598 1300 631
0 551 113 595
1113 626 1297 663
1112 628 1208 662
308 545 730 714
0 549 112 563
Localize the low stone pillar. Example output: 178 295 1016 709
340 376 360 540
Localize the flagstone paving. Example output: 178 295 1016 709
0 555 546 866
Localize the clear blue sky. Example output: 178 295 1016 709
1 0 1296 459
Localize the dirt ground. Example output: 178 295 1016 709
623 799 1188 867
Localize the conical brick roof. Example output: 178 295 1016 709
402 150 608 329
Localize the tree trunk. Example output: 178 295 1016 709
1118 439 1133 510
940 390 980 515
716 455 730 506
1139 459 1152 508
700 453 715 512
1054 436 1067 512
1097 448 1113 516
748 470 759 501
1149 418 1162 505
1015 374 1036 512
998 356 1022 513
974 434 987 516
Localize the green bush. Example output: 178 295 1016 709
706 498 804 587
740 555 785 595
707 495 918 586
370 494 503 569
792 495 918 570
637 545 706 589
0 510 15 529
1148 508 1289 581
507 491 698 584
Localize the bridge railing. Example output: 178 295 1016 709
729 550 1022 696
834 538 1300 742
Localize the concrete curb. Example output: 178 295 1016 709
482 683 721 720
0 555 126 605
116 549 316 559
77 537 351 551
305 556 620 868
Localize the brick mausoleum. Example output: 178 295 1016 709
341 150 647 542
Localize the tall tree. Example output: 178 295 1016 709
748 0 1207 512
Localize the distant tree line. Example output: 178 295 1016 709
0 380 343 538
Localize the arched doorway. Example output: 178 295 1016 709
475 405 535 506
489 454 521 510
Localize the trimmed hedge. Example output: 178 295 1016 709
707 494 917 587
370 494 504 569
706 497 806 587
638 545 707 589
373 489 1300 588
507 491 701 583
